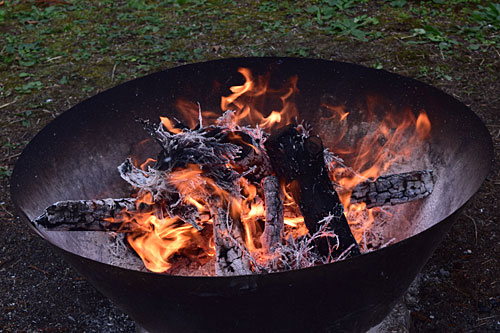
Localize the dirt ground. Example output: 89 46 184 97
1 1 499 331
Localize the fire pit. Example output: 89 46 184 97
10 57 493 332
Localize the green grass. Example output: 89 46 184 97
0 166 12 180
0 0 498 107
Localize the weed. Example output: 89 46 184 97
409 25 458 50
472 2 500 29
14 5 67 26
127 0 153 10
327 15 379 41
434 66 453 81
117 12 136 22
0 8 6 23
0 166 12 180
454 2 500 50
15 110 34 127
261 20 285 34
15 81 42 94
59 76 69 85
389 0 406 8
82 85 95 93
72 50 92 61
0 36 46 67
2 141 22 150
286 47 310 57
259 1 280 13
0 86 11 98
417 65 452 81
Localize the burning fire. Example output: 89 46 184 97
110 68 431 273
320 96 432 243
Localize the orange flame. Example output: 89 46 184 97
140 158 157 171
160 117 182 134
115 69 432 273
416 111 431 140
321 95 431 243
219 67 298 130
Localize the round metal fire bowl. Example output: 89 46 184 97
10 58 493 332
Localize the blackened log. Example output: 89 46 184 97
212 205 252 276
349 170 434 208
260 176 284 253
265 125 360 258
34 198 140 231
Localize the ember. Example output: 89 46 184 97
35 67 434 276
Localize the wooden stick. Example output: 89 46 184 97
224 131 272 182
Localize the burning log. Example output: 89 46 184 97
264 125 360 258
34 169 434 234
349 170 434 208
118 158 203 230
212 205 253 276
35 198 139 231
260 176 284 253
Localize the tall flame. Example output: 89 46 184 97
219 67 299 130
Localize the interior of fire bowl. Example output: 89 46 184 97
12 57 491 273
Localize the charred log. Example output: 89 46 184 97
212 205 253 276
34 198 140 231
264 125 360 258
348 170 434 208
260 176 284 253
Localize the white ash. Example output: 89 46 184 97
254 214 343 272
150 119 242 171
